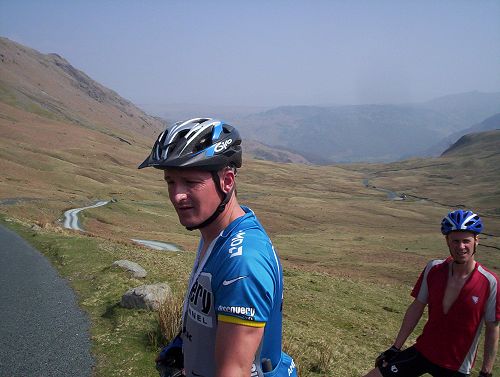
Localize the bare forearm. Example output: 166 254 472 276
215 322 264 377
393 299 425 349
481 322 499 373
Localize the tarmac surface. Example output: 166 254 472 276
0 224 94 376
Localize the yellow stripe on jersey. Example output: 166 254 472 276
218 314 266 328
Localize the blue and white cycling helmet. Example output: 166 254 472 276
138 118 242 171
441 210 483 235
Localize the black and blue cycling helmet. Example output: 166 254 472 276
138 118 242 171
441 210 483 235
139 118 243 231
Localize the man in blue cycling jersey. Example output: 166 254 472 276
139 118 297 377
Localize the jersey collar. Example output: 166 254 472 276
219 206 255 239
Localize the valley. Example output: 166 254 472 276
0 36 499 376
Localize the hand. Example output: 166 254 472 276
156 364 184 377
156 335 184 369
375 345 400 368
479 371 492 377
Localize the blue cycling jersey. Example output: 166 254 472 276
181 206 296 377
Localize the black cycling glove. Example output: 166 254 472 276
156 334 184 377
375 345 400 368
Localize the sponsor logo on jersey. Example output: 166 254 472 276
218 305 256 318
288 359 296 376
214 138 233 153
391 365 399 373
250 363 258 377
187 306 213 327
222 276 248 286
472 295 479 304
189 280 212 315
228 230 245 258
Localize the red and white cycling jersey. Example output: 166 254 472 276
411 257 500 374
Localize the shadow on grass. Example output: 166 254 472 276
101 302 120 328
145 321 164 352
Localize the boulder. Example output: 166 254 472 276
120 283 172 311
30 224 42 231
112 260 147 278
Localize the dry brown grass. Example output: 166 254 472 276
157 292 184 344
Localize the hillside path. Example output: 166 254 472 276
0 224 94 376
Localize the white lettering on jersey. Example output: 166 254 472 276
251 363 258 377
217 305 256 318
188 306 213 327
288 359 296 376
228 230 245 258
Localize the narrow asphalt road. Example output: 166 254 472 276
62 200 181 251
0 224 94 376
63 200 110 231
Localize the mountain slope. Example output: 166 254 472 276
355 128 500 218
426 113 500 156
0 37 164 139
441 129 500 157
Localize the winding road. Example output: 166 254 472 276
0 224 94 376
63 201 180 251
63 200 110 231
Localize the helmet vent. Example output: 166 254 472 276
194 137 211 153
178 130 189 139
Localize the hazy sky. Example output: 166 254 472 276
1 1 499 107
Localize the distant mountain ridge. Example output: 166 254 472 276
238 104 452 163
421 91 500 128
236 92 500 163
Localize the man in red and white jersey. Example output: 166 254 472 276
363 210 499 377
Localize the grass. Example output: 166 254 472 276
2 214 497 376
156 291 184 347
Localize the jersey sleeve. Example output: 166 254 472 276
480 266 500 323
212 233 278 327
411 260 438 303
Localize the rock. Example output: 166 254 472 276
30 224 42 231
120 283 172 311
112 260 147 278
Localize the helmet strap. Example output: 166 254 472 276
185 170 233 231
472 237 478 256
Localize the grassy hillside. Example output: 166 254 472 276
0 36 164 138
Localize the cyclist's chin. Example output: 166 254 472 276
177 211 202 228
